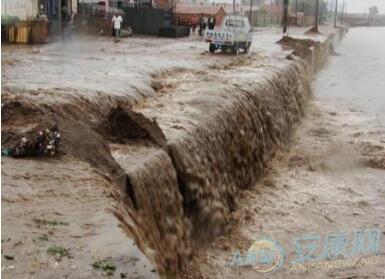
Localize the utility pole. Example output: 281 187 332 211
59 0 62 33
329 0 333 21
295 0 298 26
341 0 345 24
233 0 236 14
334 0 338 27
249 0 253 26
283 0 288 33
314 0 319 31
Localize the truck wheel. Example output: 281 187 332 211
209 44 216 53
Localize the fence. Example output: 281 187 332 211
2 20 49 44
250 12 315 27
122 7 169 35
77 3 125 19
254 13 282 27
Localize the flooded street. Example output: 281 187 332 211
186 27 385 278
2 25 384 278
315 27 385 124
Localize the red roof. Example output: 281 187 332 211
175 4 225 15
263 4 283 15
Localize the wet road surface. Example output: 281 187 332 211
315 27 385 125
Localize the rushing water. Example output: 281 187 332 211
315 27 385 126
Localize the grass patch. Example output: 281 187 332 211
47 246 70 261
38 234 49 241
92 257 116 276
13 240 23 247
34 218 69 227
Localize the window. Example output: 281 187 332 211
225 19 244 28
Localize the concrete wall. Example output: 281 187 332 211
72 0 77 13
1 0 39 19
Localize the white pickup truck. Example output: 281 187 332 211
203 15 253 54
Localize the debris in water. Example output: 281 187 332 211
8 129 61 157
1 148 12 156
4 255 15 261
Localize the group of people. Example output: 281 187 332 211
198 15 216 36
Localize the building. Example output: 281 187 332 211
177 0 210 5
240 0 262 7
175 4 226 26
1 0 77 20
1 0 78 43
1 0 39 19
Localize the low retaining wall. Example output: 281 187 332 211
279 27 348 75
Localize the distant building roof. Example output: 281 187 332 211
204 3 258 15
175 4 225 15
262 4 282 14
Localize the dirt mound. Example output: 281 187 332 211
2 100 60 157
278 35 330 72
107 105 167 147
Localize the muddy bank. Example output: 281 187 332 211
1 28 346 277
279 27 348 74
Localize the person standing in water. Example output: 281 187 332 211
112 13 123 42
61 6 72 41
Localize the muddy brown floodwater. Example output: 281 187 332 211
1 27 384 279
185 27 385 278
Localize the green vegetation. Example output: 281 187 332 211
37 234 49 241
34 218 69 227
13 240 23 247
92 257 116 276
47 246 70 261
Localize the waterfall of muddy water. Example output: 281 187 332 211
2 31 341 278
0 64 309 276
180 27 384 279
111 145 191 275
102 56 313 277
127 56 310 264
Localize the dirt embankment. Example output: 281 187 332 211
1 29 346 277
278 27 348 74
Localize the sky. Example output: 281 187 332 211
210 0 385 14
344 0 385 14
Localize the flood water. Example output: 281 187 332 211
315 27 385 125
